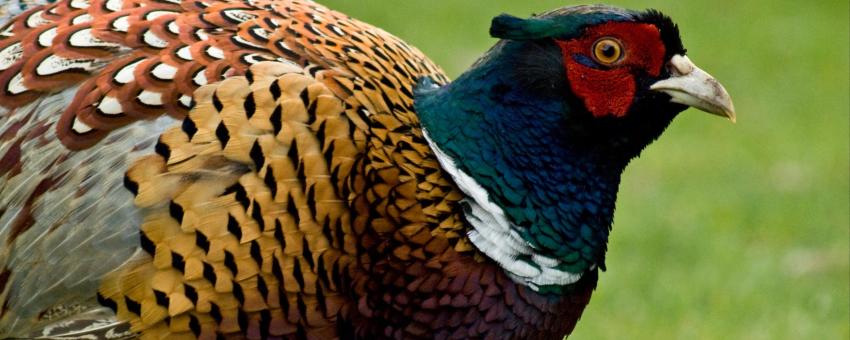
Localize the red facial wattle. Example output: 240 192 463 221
557 22 667 118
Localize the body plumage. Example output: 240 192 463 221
0 1 733 339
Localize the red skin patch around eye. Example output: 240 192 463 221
557 22 666 118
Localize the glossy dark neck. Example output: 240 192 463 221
415 39 679 280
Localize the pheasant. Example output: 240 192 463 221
0 0 735 339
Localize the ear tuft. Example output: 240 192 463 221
490 14 526 39
490 14 555 40
490 14 572 40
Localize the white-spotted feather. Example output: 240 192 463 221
25 10 49 29
35 55 100 76
114 59 143 84
111 16 130 32
71 14 92 25
151 63 177 80
7 73 29 94
0 43 23 71
137 90 163 106
69 28 120 48
37 28 58 48
142 30 168 49
97 96 123 115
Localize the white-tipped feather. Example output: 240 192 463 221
69 28 120 48
37 28 58 48
97 96 123 115
25 10 49 29
0 43 23 71
71 13 92 25
111 16 130 32
142 30 168 49
35 55 100 76
114 59 143 84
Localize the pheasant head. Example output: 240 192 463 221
415 5 734 293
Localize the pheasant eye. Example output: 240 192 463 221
592 38 623 65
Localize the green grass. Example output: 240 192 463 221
320 1 849 339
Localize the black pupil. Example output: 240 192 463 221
600 44 617 58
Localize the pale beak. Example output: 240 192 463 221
650 55 736 122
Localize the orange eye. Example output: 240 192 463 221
592 38 624 65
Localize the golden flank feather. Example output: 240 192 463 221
105 62 360 337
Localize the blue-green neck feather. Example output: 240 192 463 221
416 40 633 280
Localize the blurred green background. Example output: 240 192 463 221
320 1 849 339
